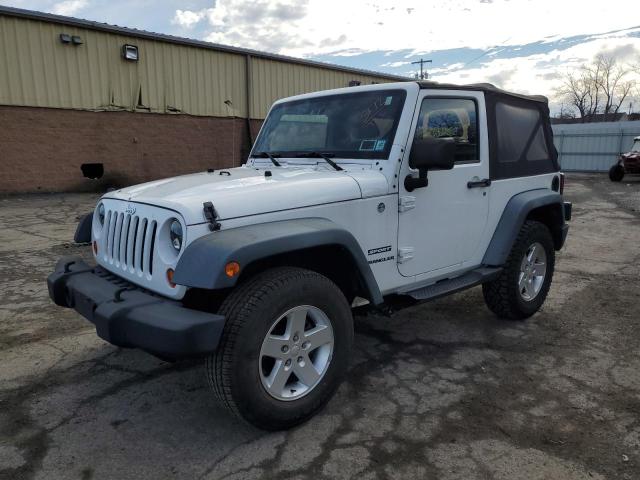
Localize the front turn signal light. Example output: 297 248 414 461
225 262 240 278
166 268 176 288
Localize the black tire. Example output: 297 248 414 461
206 267 353 430
609 164 624 182
482 220 555 320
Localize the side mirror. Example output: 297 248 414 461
409 137 456 171
404 137 456 192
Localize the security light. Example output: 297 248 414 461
59 33 71 44
71 36 83 45
348 80 361 87
122 44 139 61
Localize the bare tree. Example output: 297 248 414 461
556 54 636 122
556 64 600 121
557 102 576 119
595 54 633 120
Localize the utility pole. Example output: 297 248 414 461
411 58 432 80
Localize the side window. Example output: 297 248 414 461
495 102 549 164
489 98 558 180
414 98 479 163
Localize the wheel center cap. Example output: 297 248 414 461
291 345 300 355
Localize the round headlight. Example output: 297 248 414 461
170 220 183 252
97 203 105 226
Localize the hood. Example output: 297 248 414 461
104 166 387 225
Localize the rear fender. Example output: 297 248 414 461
483 189 566 266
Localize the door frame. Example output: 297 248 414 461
396 89 491 284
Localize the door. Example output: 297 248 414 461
397 92 489 277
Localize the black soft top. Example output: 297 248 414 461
417 81 549 104
416 81 557 179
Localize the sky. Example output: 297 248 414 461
3 0 640 112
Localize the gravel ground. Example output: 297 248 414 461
1 173 639 480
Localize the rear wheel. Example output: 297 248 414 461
483 220 555 320
609 164 624 182
206 267 353 430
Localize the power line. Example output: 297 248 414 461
463 37 512 68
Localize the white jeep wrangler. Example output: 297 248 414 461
48 81 571 430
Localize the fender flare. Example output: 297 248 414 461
173 218 384 305
74 212 93 243
482 189 565 266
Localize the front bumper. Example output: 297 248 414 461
47 256 225 360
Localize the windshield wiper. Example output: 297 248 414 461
294 152 343 171
252 151 281 167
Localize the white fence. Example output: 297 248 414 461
552 120 640 172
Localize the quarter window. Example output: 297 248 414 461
495 102 549 163
414 98 479 163
488 98 557 179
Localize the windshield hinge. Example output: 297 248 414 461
203 202 221 231
399 196 416 213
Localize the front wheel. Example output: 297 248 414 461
206 267 353 430
483 220 555 320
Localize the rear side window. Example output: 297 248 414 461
495 103 549 162
414 98 479 163
488 96 558 179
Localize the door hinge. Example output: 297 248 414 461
399 196 416 212
398 247 414 263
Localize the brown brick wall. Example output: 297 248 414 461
0 106 264 194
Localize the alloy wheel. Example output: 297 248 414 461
259 305 334 401
518 242 547 301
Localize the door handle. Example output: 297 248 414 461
467 178 491 188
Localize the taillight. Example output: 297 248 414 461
559 173 565 195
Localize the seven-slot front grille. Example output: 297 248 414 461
95 199 186 299
102 209 157 277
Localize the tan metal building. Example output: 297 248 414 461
0 6 405 193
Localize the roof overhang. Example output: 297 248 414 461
0 5 407 83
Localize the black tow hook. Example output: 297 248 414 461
61 260 91 276
64 260 77 273
113 287 136 303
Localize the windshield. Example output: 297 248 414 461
252 89 407 160
632 140 640 152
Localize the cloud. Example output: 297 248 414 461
170 0 640 58
172 9 208 29
485 68 517 88
426 34 640 109
172 0 313 52
322 35 348 47
380 61 409 68
52 0 88 16
540 71 562 81
428 63 466 75
598 43 638 61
